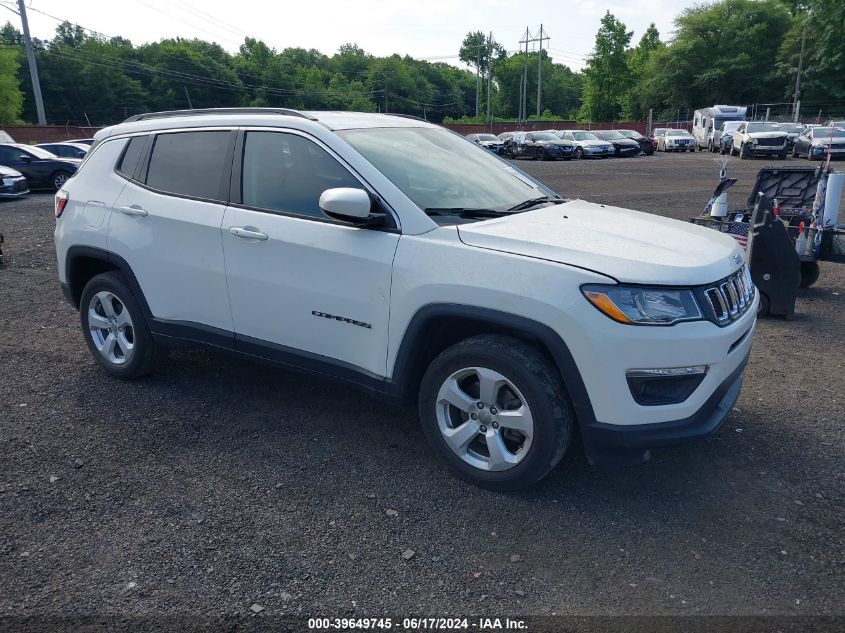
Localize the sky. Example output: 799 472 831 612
10 0 700 72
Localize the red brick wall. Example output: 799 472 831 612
2 125 102 145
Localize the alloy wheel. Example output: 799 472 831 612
87 291 135 365
53 173 69 189
435 367 534 472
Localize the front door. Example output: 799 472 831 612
221 129 399 378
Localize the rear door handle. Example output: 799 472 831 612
229 226 268 241
118 205 148 217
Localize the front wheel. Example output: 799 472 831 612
739 143 750 159
79 272 160 379
418 334 574 490
800 261 820 288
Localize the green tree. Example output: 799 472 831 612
579 11 633 121
622 23 662 119
642 0 793 115
459 31 505 77
0 47 23 123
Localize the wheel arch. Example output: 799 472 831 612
389 304 597 428
64 246 152 318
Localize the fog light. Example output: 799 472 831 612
626 366 707 406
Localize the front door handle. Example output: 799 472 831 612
118 205 148 217
229 226 268 241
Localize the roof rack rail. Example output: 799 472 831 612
386 113 431 123
123 108 317 123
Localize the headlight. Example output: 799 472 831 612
582 284 703 325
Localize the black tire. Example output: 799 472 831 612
535 148 545 161
574 147 584 159
730 144 738 157
799 261 820 288
418 334 574 491
778 153 787 160
757 292 770 317
51 170 72 190
739 143 750 159
792 146 799 158
79 271 160 379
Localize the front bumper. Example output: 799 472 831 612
545 145 574 158
582 145 615 157
748 144 786 155
0 177 29 197
581 351 748 466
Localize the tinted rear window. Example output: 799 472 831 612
146 131 231 200
116 137 146 179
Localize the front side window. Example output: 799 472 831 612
146 131 232 201
241 131 361 219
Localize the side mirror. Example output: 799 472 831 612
319 187 383 227
19 155 31 163
77 151 86 158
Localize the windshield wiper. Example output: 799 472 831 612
424 207 510 219
506 196 565 212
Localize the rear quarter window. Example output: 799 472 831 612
116 136 146 179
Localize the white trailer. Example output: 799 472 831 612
692 105 747 151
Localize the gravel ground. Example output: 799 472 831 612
0 151 843 626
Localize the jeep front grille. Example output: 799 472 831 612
704 266 754 324
756 136 785 147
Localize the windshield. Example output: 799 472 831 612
617 130 642 140
746 123 780 133
533 132 558 141
597 131 624 139
721 121 742 133
667 129 690 136
778 124 803 133
572 131 598 141
814 128 845 138
338 127 554 213
17 144 57 159
477 134 499 142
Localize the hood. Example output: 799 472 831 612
608 138 639 146
578 140 613 147
456 200 744 286
0 165 22 177
480 140 503 146
537 140 570 146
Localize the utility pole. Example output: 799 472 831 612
16 0 46 124
518 27 529 124
475 39 481 117
384 75 389 113
792 24 807 123
183 85 193 109
536 24 548 119
486 31 492 125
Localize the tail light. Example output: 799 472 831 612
55 190 68 218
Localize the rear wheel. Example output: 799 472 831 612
757 293 770 316
51 170 71 190
574 147 584 159
419 334 574 490
79 272 160 379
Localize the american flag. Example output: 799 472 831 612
727 221 749 249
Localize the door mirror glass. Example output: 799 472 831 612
319 187 373 223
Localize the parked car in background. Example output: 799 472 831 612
656 129 695 152
823 120 845 129
497 131 517 157
730 122 788 159
615 129 654 155
591 130 641 157
650 127 670 150
55 108 756 489
555 130 614 159
714 121 744 154
66 138 96 146
776 122 805 151
509 132 574 161
791 126 845 160
692 105 747 151
36 142 89 159
0 165 29 198
0 143 80 190
465 133 505 155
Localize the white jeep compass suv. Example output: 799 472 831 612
54 108 757 489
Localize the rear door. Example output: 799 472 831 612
221 128 399 378
108 129 236 337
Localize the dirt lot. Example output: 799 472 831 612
0 152 843 626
